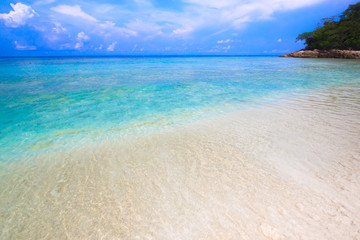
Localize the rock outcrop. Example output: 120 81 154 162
280 49 360 59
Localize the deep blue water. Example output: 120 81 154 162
1 56 359 160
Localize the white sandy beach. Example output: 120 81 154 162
1 85 360 239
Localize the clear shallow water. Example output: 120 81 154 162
1 56 359 160
1 57 360 239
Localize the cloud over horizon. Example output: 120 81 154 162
51 5 97 22
0 3 37 27
0 0 356 55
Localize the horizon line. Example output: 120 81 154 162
0 54 281 58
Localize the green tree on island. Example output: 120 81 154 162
297 2 360 50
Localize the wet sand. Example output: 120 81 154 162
1 85 360 239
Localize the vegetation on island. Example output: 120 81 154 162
297 2 360 50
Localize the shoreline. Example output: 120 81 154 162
280 49 360 59
1 85 359 239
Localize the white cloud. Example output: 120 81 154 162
264 49 290 53
182 0 325 30
97 21 137 37
4 0 326 52
51 5 97 22
59 43 72 49
110 0 325 41
184 0 238 8
75 0 324 41
74 42 82 49
107 41 117 51
133 0 153 8
94 44 103 50
77 32 89 41
126 19 162 35
14 41 36 50
93 4 115 15
209 43 232 53
52 22 66 33
217 39 233 44
50 5 137 41
34 0 56 6
0 3 37 27
172 27 193 36
38 21 71 46
75 32 89 49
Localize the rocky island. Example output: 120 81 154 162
281 2 360 59
280 49 360 59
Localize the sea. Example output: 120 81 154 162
0 56 359 239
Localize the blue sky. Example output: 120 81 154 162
0 0 358 56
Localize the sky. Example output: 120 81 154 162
0 0 358 56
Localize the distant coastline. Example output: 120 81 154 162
280 49 360 59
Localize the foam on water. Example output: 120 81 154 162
0 57 360 239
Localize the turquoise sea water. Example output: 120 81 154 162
1 56 360 239
1 56 359 160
